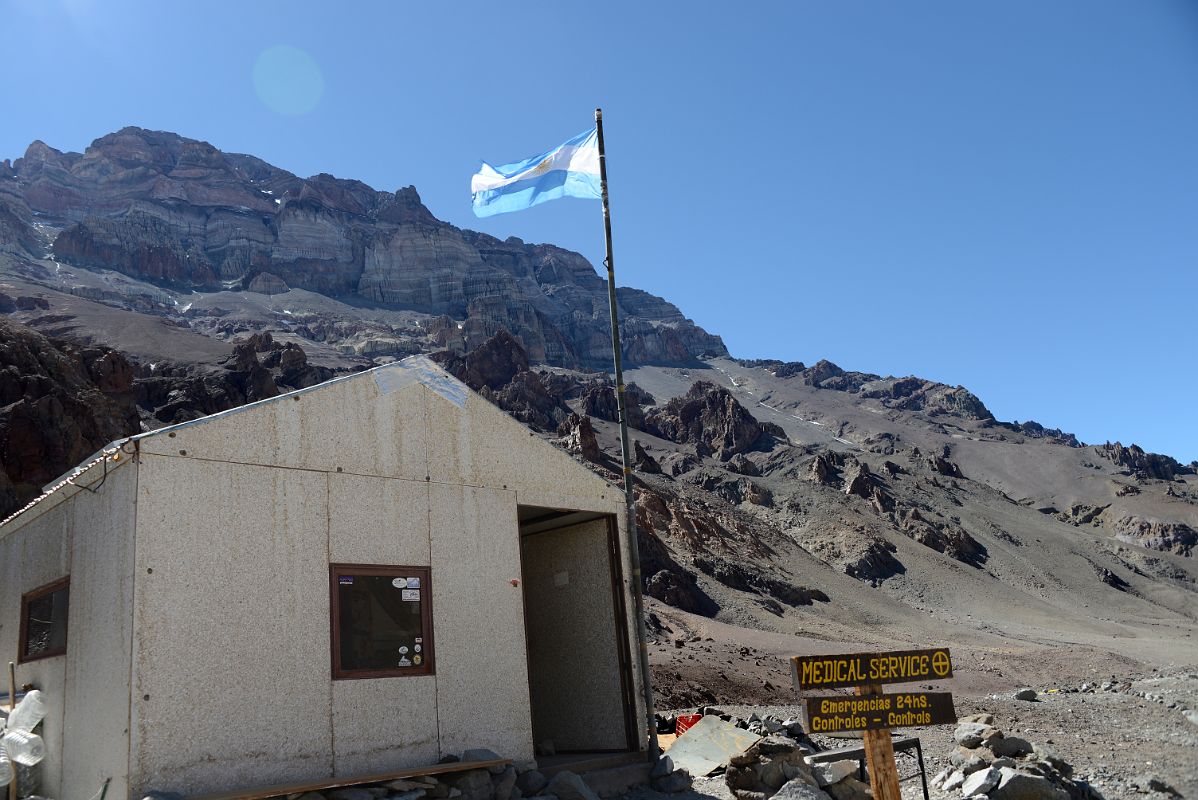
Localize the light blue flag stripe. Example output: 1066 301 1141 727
471 128 602 217
472 172 602 218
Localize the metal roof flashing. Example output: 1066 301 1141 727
0 442 133 535
0 355 464 533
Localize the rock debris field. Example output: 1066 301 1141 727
644 668 1197 800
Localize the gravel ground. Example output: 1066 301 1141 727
638 666 1197 800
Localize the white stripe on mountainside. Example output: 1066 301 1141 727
471 143 600 193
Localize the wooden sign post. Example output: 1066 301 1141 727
790 648 956 800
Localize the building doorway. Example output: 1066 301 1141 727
518 507 637 755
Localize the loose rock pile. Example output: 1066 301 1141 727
723 735 871 800
930 714 1104 799
725 735 826 800
143 748 611 800
144 746 696 800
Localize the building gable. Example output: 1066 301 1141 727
134 357 617 504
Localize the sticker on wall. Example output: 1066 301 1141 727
401 589 420 602
339 576 355 585
392 578 406 588
398 646 409 654
554 571 570 587
413 655 423 665
398 656 412 666
407 577 421 588
414 644 422 653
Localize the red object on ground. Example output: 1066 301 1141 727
675 713 702 734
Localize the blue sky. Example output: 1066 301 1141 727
3 0 1197 462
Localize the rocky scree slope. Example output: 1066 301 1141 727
2 317 1197 724
0 128 724 367
604 355 1196 707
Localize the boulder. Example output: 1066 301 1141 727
727 736 815 798
385 780 426 791
771 779 832 800
988 768 1069 800
447 770 494 800
950 746 993 768
514 770 547 795
811 760 857 787
394 792 426 800
460 748 508 774
1014 688 1038 701
954 722 992 748
650 756 677 779
959 713 996 726
942 771 965 791
493 765 518 800
989 736 1033 758
822 777 869 800
545 772 600 800
961 767 1002 797
330 790 375 800
650 769 693 793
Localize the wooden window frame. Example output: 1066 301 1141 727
19 576 70 664
329 564 434 680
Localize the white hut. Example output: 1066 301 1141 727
0 356 646 799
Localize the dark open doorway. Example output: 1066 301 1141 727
518 506 637 755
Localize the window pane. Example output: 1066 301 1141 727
337 573 426 672
24 584 69 659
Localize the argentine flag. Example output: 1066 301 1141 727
471 128 601 217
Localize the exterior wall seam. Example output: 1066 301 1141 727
59 462 75 795
126 448 141 796
326 471 336 780
132 452 620 497
424 396 442 759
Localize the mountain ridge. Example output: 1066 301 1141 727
1 126 725 369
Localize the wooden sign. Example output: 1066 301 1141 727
790 647 952 691
789 648 956 800
805 691 956 733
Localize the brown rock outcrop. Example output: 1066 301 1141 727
633 440 662 474
1098 441 1188 481
644 381 778 461
930 454 966 479
246 271 289 294
558 412 600 462
1112 516 1196 557
0 320 140 517
434 331 570 432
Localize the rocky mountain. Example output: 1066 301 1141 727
2 129 1196 797
0 127 724 368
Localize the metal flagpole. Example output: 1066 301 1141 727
595 107 660 762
